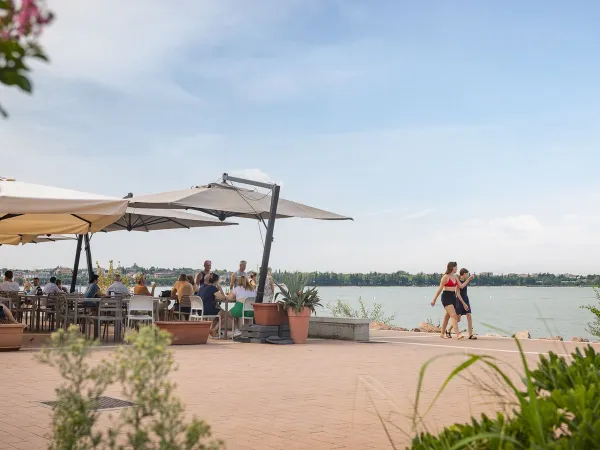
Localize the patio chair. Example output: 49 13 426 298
125 296 154 331
232 297 255 334
174 295 192 321
85 298 124 342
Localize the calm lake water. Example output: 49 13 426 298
102 285 596 339
315 286 598 340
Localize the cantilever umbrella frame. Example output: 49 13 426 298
129 173 352 303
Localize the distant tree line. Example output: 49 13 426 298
272 271 600 287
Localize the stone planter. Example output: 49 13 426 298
155 321 211 345
254 303 288 326
0 324 26 351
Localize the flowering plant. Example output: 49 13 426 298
0 0 54 117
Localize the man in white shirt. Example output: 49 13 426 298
107 274 129 296
0 270 20 292
42 277 63 295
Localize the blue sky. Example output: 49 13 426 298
2 0 600 274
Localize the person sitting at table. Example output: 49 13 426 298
23 278 32 293
107 274 129 296
199 273 231 337
31 277 43 296
0 270 20 292
171 274 194 302
248 271 257 288
228 275 256 331
0 302 19 324
133 273 155 296
83 274 104 307
186 275 199 295
43 276 62 295
56 279 69 293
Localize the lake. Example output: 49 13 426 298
110 285 598 340
315 286 598 340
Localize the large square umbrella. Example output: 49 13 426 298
127 174 352 302
0 234 76 245
0 179 129 235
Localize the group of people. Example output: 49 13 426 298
431 262 476 340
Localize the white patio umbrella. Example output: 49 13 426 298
127 174 352 307
128 182 352 221
0 179 129 235
0 234 76 245
101 208 237 232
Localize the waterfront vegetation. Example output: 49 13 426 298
328 297 396 326
580 287 600 338
409 340 600 448
6 263 600 288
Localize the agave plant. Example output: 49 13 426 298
275 272 322 314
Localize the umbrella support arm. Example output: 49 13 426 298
222 172 279 304
256 184 280 303
70 235 83 293
84 233 93 278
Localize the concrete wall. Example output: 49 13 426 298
308 317 370 341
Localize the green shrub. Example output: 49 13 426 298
580 286 600 338
409 342 600 449
328 297 396 326
37 325 224 450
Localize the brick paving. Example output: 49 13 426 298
0 331 596 449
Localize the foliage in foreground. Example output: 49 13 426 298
580 286 600 338
275 272 323 313
0 0 53 117
409 341 600 449
328 297 396 326
37 325 224 450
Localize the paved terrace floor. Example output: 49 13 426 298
1 331 597 450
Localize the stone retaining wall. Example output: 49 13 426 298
308 317 370 341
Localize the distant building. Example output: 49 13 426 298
518 274 529 278
479 272 494 277
55 266 73 276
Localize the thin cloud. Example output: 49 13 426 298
406 209 434 220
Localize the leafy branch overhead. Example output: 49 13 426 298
0 0 53 117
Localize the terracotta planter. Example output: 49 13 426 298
253 303 283 326
287 307 312 344
0 324 26 351
155 321 211 345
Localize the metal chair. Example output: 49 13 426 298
85 298 124 341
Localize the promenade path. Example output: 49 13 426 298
0 331 595 449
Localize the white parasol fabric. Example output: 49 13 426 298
128 183 352 221
101 208 237 232
0 179 129 234
0 234 76 245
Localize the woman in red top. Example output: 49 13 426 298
431 262 469 339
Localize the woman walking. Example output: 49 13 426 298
446 269 476 338
431 261 469 340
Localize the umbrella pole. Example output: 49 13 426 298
256 184 280 303
70 235 83 293
84 233 93 278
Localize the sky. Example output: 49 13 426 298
2 0 600 274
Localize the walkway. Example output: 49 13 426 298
0 331 595 449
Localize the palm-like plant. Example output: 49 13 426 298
275 272 322 314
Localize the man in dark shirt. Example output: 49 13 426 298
199 273 231 337
195 260 212 292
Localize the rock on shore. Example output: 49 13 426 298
571 337 590 342
513 330 531 340
369 322 408 332
540 336 563 341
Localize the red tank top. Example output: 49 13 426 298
445 277 457 287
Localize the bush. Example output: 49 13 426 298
37 325 224 450
409 341 600 449
328 297 396 326
580 286 600 338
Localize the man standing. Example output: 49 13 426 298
229 260 247 290
195 260 212 290
42 276 63 295
0 270 20 291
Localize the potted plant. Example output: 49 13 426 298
275 273 322 344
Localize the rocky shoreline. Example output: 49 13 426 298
369 321 592 342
